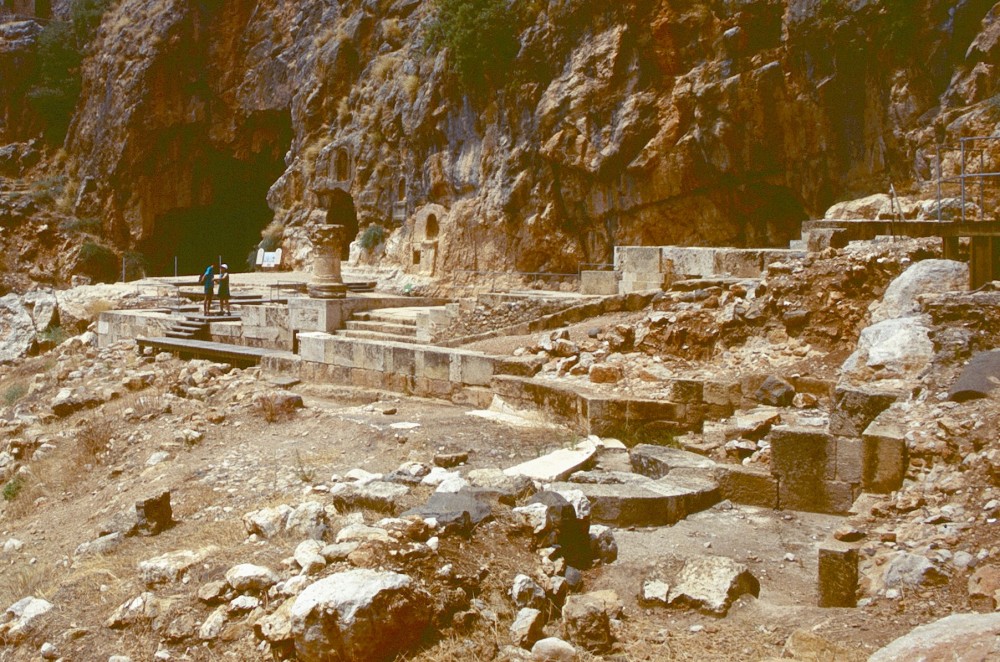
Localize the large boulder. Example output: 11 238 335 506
869 612 1000 661
870 259 968 323
0 596 52 644
841 316 933 379
665 555 760 615
0 294 37 363
289 569 430 662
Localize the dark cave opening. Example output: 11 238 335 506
140 115 291 276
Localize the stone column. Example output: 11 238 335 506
308 224 347 299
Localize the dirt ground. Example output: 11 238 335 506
0 353 925 661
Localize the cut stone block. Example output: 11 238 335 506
770 427 854 513
552 474 719 527
861 414 909 493
629 444 717 479
581 271 619 296
829 384 902 437
713 464 778 509
817 541 858 608
835 438 862 484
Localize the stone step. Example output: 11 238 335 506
165 330 197 340
551 472 720 527
788 239 807 250
629 444 718 479
344 320 418 336
356 311 419 326
333 329 423 344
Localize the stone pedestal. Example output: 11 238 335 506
308 224 347 299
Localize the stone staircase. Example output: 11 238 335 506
335 308 422 343
164 314 239 340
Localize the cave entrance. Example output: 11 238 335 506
326 189 358 260
140 113 292 276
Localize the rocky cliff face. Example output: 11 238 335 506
11 0 1000 279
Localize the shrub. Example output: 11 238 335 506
425 0 519 91
2 382 27 407
2 476 23 502
359 224 386 251
260 220 284 252
76 416 117 461
37 325 68 347
122 250 147 281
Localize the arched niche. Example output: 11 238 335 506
333 149 350 182
425 213 439 240
397 177 406 202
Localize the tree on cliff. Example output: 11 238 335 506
425 0 520 92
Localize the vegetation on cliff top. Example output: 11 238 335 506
425 0 520 91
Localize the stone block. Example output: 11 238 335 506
861 414 908 493
835 437 862 484
352 341 385 372
296 333 328 364
829 384 902 437
417 349 451 381
350 368 383 390
413 377 453 399
664 379 703 404
817 541 858 607
581 271 619 296
615 246 662 274
714 464 778 508
626 399 685 423
325 337 355 368
770 427 844 512
714 249 764 278
661 247 716 278
459 353 494 387
703 380 741 407
385 345 416 377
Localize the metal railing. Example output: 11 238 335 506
932 136 1000 223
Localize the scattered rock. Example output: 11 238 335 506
289 569 430 661
869 612 1000 661
665 556 760 615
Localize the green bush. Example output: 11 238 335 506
2 383 27 407
425 0 519 91
359 224 386 251
77 240 117 282
37 326 68 347
27 0 112 144
2 476 23 502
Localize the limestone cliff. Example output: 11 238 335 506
9 0 1000 280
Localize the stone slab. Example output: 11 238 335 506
504 440 598 482
553 474 719 527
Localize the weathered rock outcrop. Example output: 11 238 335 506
4 0 1000 279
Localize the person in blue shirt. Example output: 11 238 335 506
200 263 214 316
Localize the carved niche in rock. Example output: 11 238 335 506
410 205 446 276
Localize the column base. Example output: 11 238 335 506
308 282 347 299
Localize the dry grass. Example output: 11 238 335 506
83 298 114 320
403 74 421 101
372 53 400 81
253 392 299 423
0 565 54 608
75 415 119 462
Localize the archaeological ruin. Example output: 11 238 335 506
2 1 1000 660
